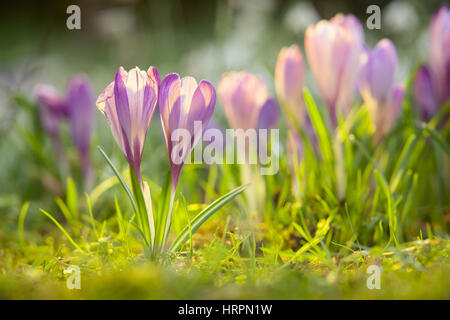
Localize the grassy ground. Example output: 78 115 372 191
1 89 450 299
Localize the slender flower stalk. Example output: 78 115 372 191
218 71 278 216
158 73 216 243
305 14 364 127
66 74 95 185
96 66 159 184
359 39 405 142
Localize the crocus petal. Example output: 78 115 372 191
429 5 450 103
360 39 398 104
66 74 94 156
35 84 67 136
159 73 216 190
413 64 438 121
218 71 276 131
66 74 95 182
275 45 305 129
372 84 404 143
257 98 279 130
96 66 159 182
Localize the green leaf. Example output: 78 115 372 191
155 170 172 250
66 177 78 220
170 184 248 252
129 166 151 246
18 202 29 248
390 134 418 192
303 88 333 165
40 209 84 252
374 169 398 247
417 121 450 154
98 146 137 214
85 193 99 241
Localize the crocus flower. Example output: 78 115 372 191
429 5 450 104
96 66 160 183
413 65 438 121
35 84 67 137
66 74 95 182
159 73 216 192
359 39 405 141
218 71 279 131
305 14 364 127
275 45 305 130
35 84 68 162
413 5 450 120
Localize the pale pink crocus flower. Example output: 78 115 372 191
96 66 160 184
305 14 364 127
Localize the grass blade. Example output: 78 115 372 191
18 202 29 248
303 88 333 164
170 184 248 252
98 146 137 214
40 209 84 252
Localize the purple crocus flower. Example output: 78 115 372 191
429 5 450 104
275 45 305 130
35 84 68 162
413 5 450 120
96 66 160 184
66 74 95 182
35 84 67 136
413 64 438 121
218 71 279 131
359 39 405 141
305 14 364 127
159 73 216 192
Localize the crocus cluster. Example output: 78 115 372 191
35 74 94 183
276 13 407 151
359 39 405 142
413 5 450 121
96 67 216 198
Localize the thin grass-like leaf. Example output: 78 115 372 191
85 193 99 241
98 146 137 214
40 209 84 252
18 202 29 248
303 88 333 164
170 184 248 252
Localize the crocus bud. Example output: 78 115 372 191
96 66 159 183
275 45 305 130
429 5 450 104
305 14 364 126
413 64 438 121
218 71 279 131
359 39 404 141
35 84 67 137
66 74 95 183
159 73 216 191
35 84 68 166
